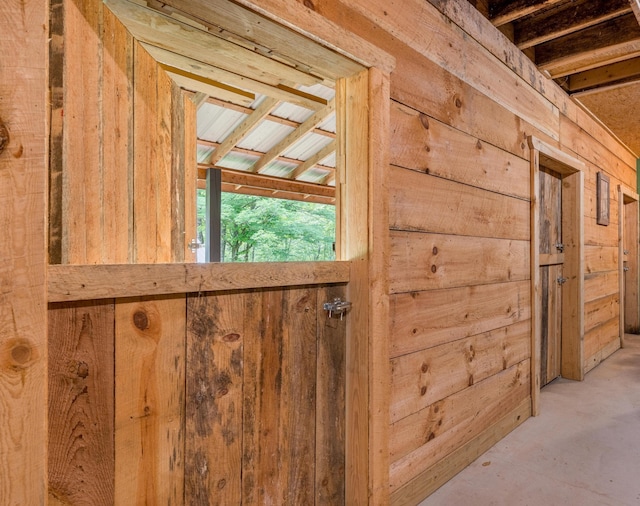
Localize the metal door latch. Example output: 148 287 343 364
624 266 630 272
557 276 568 285
555 243 564 252
323 297 352 320
189 239 203 254
624 249 630 255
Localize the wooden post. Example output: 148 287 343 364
0 0 48 503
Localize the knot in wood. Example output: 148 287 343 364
133 310 149 331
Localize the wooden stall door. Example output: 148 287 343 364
539 168 563 386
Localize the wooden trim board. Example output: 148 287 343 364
48 262 350 302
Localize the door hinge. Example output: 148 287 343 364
189 238 203 253
555 243 564 253
557 276 568 285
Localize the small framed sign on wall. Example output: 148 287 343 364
597 172 610 226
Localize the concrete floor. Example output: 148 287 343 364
420 334 640 506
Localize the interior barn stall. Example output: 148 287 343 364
1 0 638 504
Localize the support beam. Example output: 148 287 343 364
631 0 640 24
251 98 336 174
537 13 640 77
515 0 631 50
490 0 565 27
567 57 640 93
205 97 280 167
289 140 336 180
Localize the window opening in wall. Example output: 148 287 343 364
193 83 338 262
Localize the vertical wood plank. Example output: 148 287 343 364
338 69 370 505
63 0 103 264
185 291 244 505
316 285 346 505
115 296 186 505
0 0 48 502
530 147 541 415
183 92 198 262
133 44 158 263
623 196 639 334
156 66 174 262
48 301 115 505
243 288 317 504
49 0 64 264
102 7 133 263
171 84 186 263
368 66 391 506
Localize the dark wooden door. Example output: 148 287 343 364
539 168 563 386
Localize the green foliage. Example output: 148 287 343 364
197 190 336 262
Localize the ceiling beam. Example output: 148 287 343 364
537 13 640 76
515 0 631 50
202 96 336 138
567 56 640 93
289 140 336 180
631 0 640 24
198 139 335 173
143 43 328 110
205 97 280 167
251 99 336 174
490 0 565 27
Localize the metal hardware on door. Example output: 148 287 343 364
557 276 568 285
624 250 630 255
555 243 564 252
323 297 352 320
188 239 203 254
624 266 630 272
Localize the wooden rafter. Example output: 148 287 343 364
163 65 255 106
537 13 640 76
631 0 640 24
202 96 336 138
198 139 336 173
490 0 565 27
568 57 640 93
515 0 631 50
251 98 336 174
289 140 336 180
205 97 280 166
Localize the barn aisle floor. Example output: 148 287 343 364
420 334 640 506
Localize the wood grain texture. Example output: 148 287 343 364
316 285 346 505
390 231 529 294
390 101 530 200
0 0 48 502
48 301 115 505
390 281 531 358
49 261 350 302
186 291 245 504
391 320 530 423
242 288 318 504
115 296 186 505
389 360 530 491
102 6 133 263
389 166 530 241
62 0 103 264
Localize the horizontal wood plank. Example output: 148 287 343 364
389 360 530 491
391 320 530 423
585 293 619 333
389 167 530 240
390 281 531 358
390 397 530 505
390 231 529 293
390 102 530 200
48 262 350 302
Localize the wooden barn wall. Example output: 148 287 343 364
46 0 639 504
268 0 636 502
49 0 195 265
48 284 346 504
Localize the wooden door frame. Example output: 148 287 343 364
618 184 639 346
529 137 585 416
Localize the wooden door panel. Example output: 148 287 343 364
624 200 639 333
539 169 563 386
